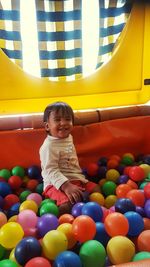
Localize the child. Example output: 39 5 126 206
39 101 100 215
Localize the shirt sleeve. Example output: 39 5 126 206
39 140 68 189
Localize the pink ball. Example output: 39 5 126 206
27 193 42 206
17 209 38 229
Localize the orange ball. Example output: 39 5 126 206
137 230 150 251
116 184 131 198
126 189 145 207
104 212 129 237
89 192 105 206
143 218 150 230
107 159 119 169
126 179 138 189
58 214 74 224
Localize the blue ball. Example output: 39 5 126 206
124 211 144 237
94 222 110 247
115 198 136 213
27 165 41 179
0 182 12 197
7 202 20 218
15 237 42 265
81 201 103 222
71 202 85 217
53 251 82 267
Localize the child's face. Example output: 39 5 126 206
45 110 73 138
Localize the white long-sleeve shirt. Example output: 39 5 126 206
39 134 88 190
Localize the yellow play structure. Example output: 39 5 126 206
0 1 150 115
1 1 150 267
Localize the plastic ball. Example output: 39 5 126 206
39 201 59 217
72 215 96 243
79 240 106 267
19 200 38 213
58 213 74 224
116 184 131 198
0 244 6 260
107 159 119 169
42 230 68 260
39 198 55 208
126 189 145 207
132 251 150 261
144 182 150 199
140 164 150 177
0 259 18 267
0 169 11 180
0 222 24 249
19 190 31 202
98 166 107 179
86 163 98 176
27 193 42 206
104 195 117 209
37 213 59 238
7 203 20 218
135 206 145 217
17 209 38 230
4 194 20 210
104 212 129 237
107 236 135 264
26 179 39 191
53 251 82 267
124 211 144 237
144 199 150 218
0 182 12 197
57 223 77 249
126 179 138 189
89 192 105 206
115 198 136 214
0 212 7 228
15 236 42 265
81 201 103 222
102 181 117 196
94 222 110 247
118 174 129 184
27 166 41 179
106 169 120 182
143 218 150 230
11 166 25 178
25 257 52 267
71 202 85 217
35 183 43 194
9 248 22 267
129 166 145 182
0 196 4 209
8 176 22 190
137 230 150 251
98 157 108 166
121 155 134 166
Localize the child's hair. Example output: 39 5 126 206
43 101 74 124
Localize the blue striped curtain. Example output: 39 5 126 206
0 0 132 81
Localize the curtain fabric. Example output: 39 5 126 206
0 0 132 80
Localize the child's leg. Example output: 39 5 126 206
59 202 72 216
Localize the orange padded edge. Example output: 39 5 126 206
0 116 150 169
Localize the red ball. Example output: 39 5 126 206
25 257 52 267
8 175 22 190
126 189 145 207
26 179 39 191
4 194 20 210
129 166 145 182
86 163 98 176
144 182 150 199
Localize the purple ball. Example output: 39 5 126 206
118 174 129 184
144 199 150 218
37 213 59 237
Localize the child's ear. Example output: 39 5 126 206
44 122 50 131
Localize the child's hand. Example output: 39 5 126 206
60 181 84 204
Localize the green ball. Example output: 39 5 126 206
11 166 25 177
79 240 106 267
139 181 148 190
0 245 6 260
121 156 134 166
39 202 59 217
102 181 117 196
35 183 43 194
19 190 31 202
132 251 150 261
0 259 18 267
39 198 55 208
0 169 11 180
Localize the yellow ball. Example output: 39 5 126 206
89 192 105 206
19 200 38 213
0 222 24 249
140 164 150 177
57 223 77 249
9 248 22 267
105 195 117 209
107 236 135 264
106 169 120 182
42 230 68 260
8 215 18 222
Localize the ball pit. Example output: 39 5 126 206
1 151 150 266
